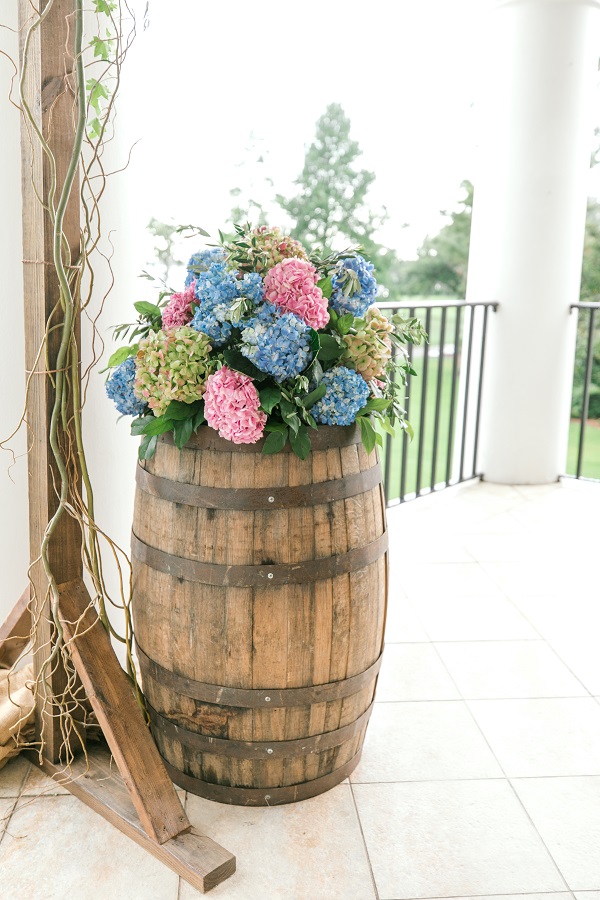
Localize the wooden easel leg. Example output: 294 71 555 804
0 586 31 669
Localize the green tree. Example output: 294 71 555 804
397 181 473 297
147 218 183 283
573 197 600 419
276 103 398 290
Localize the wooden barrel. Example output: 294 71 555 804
131 424 388 806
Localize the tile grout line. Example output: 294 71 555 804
425 592 576 896
348 781 381 900
471 562 597 701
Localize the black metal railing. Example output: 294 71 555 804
379 300 498 506
566 301 600 481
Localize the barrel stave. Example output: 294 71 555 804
132 426 387 804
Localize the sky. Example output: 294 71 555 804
119 0 487 263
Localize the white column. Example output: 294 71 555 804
469 0 600 484
0 14 30 624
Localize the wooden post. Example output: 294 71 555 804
18 0 83 761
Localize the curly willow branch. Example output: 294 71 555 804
3 0 147 771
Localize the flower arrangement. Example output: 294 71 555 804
105 223 427 460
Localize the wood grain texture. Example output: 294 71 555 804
0 586 31 669
18 0 83 762
58 579 189 845
132 428 388 805
27 745 236 893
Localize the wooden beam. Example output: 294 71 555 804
58 578 190 845
18 0 83 760
0 586 31 669
28 745 236 893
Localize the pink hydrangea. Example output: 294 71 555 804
263 258 329 329
203 366 267 444
161 282 196 329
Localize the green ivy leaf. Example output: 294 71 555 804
301 383 327 409
262 429 288 455
93 0 117 13
358 416 377 455
259 386 282 414
289 425 311 460
89 35 114 61
138 434 158 460
134 300 162 319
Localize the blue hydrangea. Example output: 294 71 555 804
330 254 378 317
190 308 233 347
105 357 147 416
184 248 226 286
239 272 264 303
312 366 370 426
245 300 280 326
193 262 240 308
241 308 313 382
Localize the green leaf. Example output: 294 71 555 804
301 383 327 409
337 314 354 335
262 429 288 455
89 35 114 61
317 276 333 299
163 399 202 421
317 333 345 361
375 431 384 448
358 416 377 455
405 421 415 442
223 349 268 381
141 415 173 437
93 0 117 13
88 117 102 140
131 415 154 436
106 345 137 369
173 417 193 449
192 408 206 431
138 434 158 460
380 418 396 437
264 421 288 434
289 425 311 460
134 300 162 319
358 398 391 415
259 386 282 414
309 328 320 354
310 358 324 384
280 398 300 435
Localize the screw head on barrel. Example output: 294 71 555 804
268 496 275 503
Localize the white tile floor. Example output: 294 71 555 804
0 477 598 899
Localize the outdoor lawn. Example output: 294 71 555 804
380 343 600 502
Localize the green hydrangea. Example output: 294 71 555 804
134 326 213 416
341 306 393 382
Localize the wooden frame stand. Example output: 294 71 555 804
1 0 236 892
